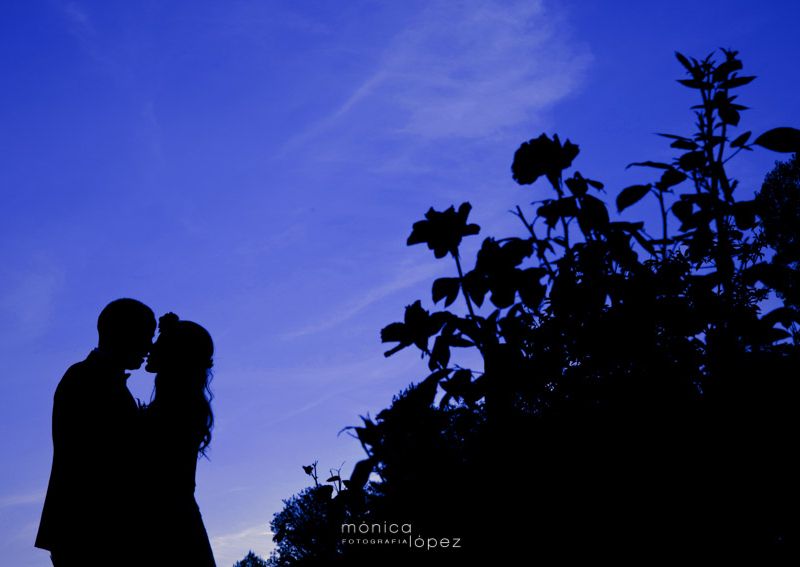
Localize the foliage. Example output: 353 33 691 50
264 484 346 566
266 50 800 563
755 153 800 309
234 551 269 567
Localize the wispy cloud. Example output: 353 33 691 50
0 259 65 344
57 1 113 70
57 0 160 152
211 523 274 566
383 0 590 139
0 490 44 510
141 100 163 162
281 0 590 153
56 2 151 117
220 351 424 434
61 1 94 38
282 258 445 339
275 70 390 158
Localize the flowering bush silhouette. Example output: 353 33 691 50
265 50 800 565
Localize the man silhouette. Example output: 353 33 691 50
35 298 156 566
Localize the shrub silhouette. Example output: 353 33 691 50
234 551 269 567
756 152 800 309
266 50 800 565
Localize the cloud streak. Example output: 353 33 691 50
61 1 94 38
282 0 590 152
281 258 444 339
0 490 44 510
383 0 590 139
0 259 65 344
211 523 274 566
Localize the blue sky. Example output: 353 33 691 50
1 1 798 565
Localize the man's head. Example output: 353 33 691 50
97 298 157 370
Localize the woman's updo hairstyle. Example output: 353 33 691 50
156 312 214 372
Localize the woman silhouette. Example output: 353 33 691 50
143 313 216 566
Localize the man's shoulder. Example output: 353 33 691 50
55 356 100 398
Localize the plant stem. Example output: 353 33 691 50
453 252 477 319
561 218 571 250
514 205 556 278
704 84 733 291
656 190 669 261
556 175 571 251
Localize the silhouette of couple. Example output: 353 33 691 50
35 299 217 566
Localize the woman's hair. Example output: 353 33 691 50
153 313 215 457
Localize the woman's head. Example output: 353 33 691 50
146 313 215 456
146 313 213 375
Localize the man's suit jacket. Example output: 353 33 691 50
35 349 140 556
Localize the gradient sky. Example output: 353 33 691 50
1 1 798 565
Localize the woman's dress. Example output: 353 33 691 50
142 401 216 566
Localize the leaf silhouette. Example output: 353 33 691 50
720 75 755 89
730 131 751 148
432 277 461 307
753 127 800 153
626 161 671 170
674 51 693 73
616 184 651 212
658 168 688 189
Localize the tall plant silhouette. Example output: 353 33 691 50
266 50 800 565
